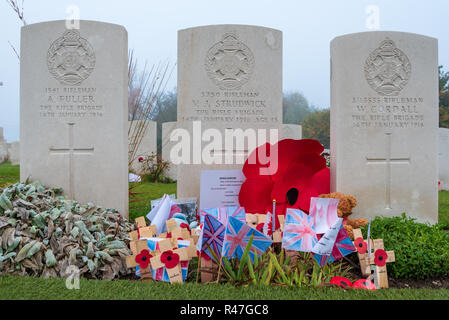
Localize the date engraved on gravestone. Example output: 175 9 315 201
205 32 254 90
364 39 411 96
47 30 96 86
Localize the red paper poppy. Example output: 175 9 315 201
160 250 180 269
352 279 376 290
135 249 152 269
330 276 352 288
374 249 388 267
138 156 144 162
354 237 367 254
239 139 330 229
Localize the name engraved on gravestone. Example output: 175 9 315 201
41 29 102 119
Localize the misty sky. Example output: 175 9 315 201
1 0 448 142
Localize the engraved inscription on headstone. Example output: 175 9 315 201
331 31 438 223
21 20 128 217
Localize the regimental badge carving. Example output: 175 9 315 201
47 30 96 86
205 32 255 90
364 39 411 96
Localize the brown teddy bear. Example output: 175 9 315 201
318 192 368 239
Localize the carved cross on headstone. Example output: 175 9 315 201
365 132 410 209
49 122 94 199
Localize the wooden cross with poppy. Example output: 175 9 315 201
125 239 155 279
158 219 198 256
149 238 196 284
353 228 395 289
129 217 157 242
245 214 285 243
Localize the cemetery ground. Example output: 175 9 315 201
1 161 449 299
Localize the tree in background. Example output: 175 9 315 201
282 91 315 124
151 89 177 154
440 65 449 128
302 109 330 149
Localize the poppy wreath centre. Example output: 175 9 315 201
239 139 330 230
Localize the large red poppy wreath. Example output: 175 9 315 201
239 139 330 229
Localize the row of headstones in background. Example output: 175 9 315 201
18 20 441 223
0 127 20 165
440 128 449 191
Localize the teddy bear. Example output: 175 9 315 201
318 192 368 239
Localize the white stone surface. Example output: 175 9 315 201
439 128 449 191
331 31 438 223
161 121 178 181
176 25 283 199
128 120 157 174
280 124 302 140
8 141 20 166
20 20 129 217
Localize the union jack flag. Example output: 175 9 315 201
199 214 226 262
312 224 356 266
200 206 246 225
282 208 318 252
222 216 272 262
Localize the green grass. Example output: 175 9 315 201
129 181 176 221
0 161 20 186
1 275 449 300
439 191 449 228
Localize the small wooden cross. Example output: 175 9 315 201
245 214 285 243
128 216 157 254
150 238 194 284
353 228 395 289
125 239 154 279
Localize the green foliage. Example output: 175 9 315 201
138 153 172 183
282 91 316 125
438 191 449 229
212 236 350 287
302 109 330 148
361 214 449 279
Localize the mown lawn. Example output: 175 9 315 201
1 275 449 300
1 161 449 300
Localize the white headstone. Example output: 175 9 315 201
439 128 449 191
0 128 8 163
8 141 20 166
20 21 129 217
128 120 157 174
176 25 283 199
331 31 438 223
